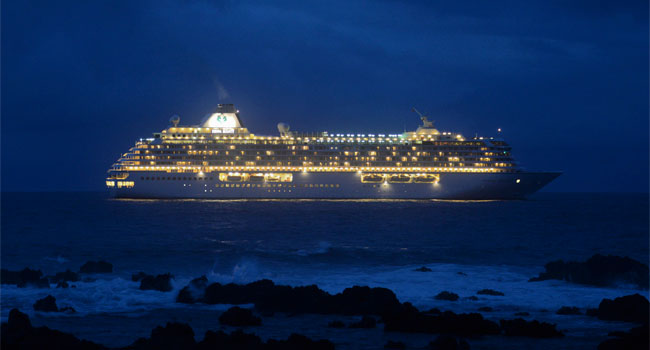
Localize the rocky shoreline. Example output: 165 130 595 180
2 255 649 349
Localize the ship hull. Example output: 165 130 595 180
109 171 560 200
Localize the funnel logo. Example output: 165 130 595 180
204 112 238 128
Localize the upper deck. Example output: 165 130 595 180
109 104 517 175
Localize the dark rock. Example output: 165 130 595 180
1 268 49 288
349 315 376 328
197 329 260 349
177 276 208 303
457 272 468 276
197 329 334 350
132 271 149 282
33 295 58 312
57 281 70 288
219 306 262 327
514 312 530 317
139 273 173 292
435 291 459 301
1 308 104 349
183 279 403 317
266 333 335 350
465 296 479 301
499 318 564 338
332 285 403 316
415 266 432 272
327 320 345 328
593 294 649 323
197 329 262 349
598 325 649 350
529 254 648 289
478 307 493 312
476 289 504 296
428 335 470 350
385 340 407 349
129 322 196 350
79 261 113 274
425 308 442 315
556 306 581 315
52 269 80 283
383 302 500 336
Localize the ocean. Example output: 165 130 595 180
1 192 648 349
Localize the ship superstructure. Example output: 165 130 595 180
106 104 560 199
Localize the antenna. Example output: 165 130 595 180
412 107 424 118
412 107 434 128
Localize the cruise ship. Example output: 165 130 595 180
106 104 560 199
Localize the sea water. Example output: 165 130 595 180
1 192 648 349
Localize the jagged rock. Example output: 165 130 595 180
514 312 530 317
132 272 148 282
219 306 262 327
349 315 376 328
556 306 581 315
383 302 500 336
52 269 80 283
499 318 564 338
1 309 104 349
415 266 432 272
197 329 262 349
139 273 173 292
33 295 59 312
428 335 470 350
593 294 649 323
57 281 70 288
129 322 196 349
197 329 334 350
476 289 504 296
181 279 403 317
177 276 208 303
327 320 345 328
266 333 335 350
434 291 459 301
529 254 648 289
1 268 49 288
79 261 113 274
598 325 649 350
385 340 406 349
478 307 493 312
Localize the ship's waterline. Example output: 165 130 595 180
107 104 560 199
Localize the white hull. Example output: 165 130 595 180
109 171 560 200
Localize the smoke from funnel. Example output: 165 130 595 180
215 79 230 100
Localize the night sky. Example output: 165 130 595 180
2 0 648 192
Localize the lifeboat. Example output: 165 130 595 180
249 174 265 182
266 174 281 182
413 174 439 183
361 174 384 183
226 174 243 182
388 174 411 183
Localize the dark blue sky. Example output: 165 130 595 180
2 0 648 192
